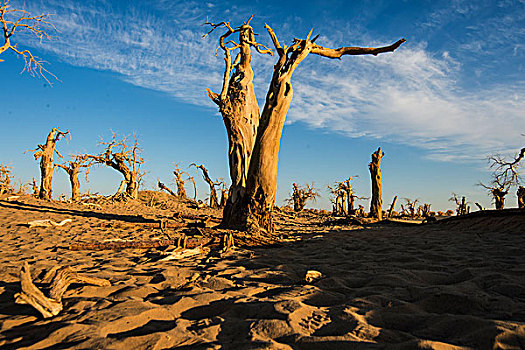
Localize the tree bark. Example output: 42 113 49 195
29 128 69 200
212 21 405 233
387 196 397 218
492 188 507 209
369 147 384 220
518 186 525 209
193 164 219 208
173 164 188 199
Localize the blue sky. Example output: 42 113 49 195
1 0 524 211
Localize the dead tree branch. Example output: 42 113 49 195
0 0 57 83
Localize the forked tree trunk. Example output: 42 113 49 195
209 19 405 233
492 188 507 209
369 147 384 220
518 186 525 209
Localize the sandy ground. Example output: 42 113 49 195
0 194 524 349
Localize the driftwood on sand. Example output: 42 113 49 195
14 262 110 318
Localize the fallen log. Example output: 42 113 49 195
14 262 110 318
69 237 212 251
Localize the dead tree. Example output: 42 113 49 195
158 180 177 197
85 132 144 200
404 198 419 218
27 128 70 200
449 193 468 215
387 196 398 218
287 183 319 212
219 180 229 208
369 147 384 220
0 1 57 83
206 17 405 233
188 175 197 202
420 203 431 218
56 155 90 201
191 163 219 208
517 186 525 209
0 163 13 195
173 163 188 199
31 177 38 195
204 16 272 223
483 146 524 210
479 178 509 210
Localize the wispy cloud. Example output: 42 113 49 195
17 0 525 162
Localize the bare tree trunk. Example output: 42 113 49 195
210 20 404 233
29 128 69 200
387 196 397 217
369 147 384 220
518 186 525 209
57 164 80 201
492 188 507 209
158 181 177 197
173 164 188 199
192 164 219 208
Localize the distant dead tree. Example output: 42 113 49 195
190 163 219 208
173 163 189 199
0 163 13 195
328 185 347 216
419 203 431 218
517 186 525 209
287 183 319 212
188 175 197 202
205 16 405 233
369 147 384 220
387 196 398 218
0 1 57 83
218 179 229 208
449 193 469 215
157 180 177 197
403 198 419 218
56 155 91 201
85 132 144 200
328 177 366 216
483 145 524 209
27 127 70 200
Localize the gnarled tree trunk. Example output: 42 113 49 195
86 133 143 200
29 128 69 200
207 18 404 233
369 147 384 220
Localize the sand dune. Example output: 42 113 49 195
1 195 524 349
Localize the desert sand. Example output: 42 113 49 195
1 193 524 349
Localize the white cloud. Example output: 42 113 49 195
16 0 525 163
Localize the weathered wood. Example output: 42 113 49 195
387 196 397 218
158 181 177 197
69 237 211 251
14 262 62 318
85 132 143 200
209 18 405 233
191 164 219 208
14 262 110 318
369 147 384 220
27 128 69 200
